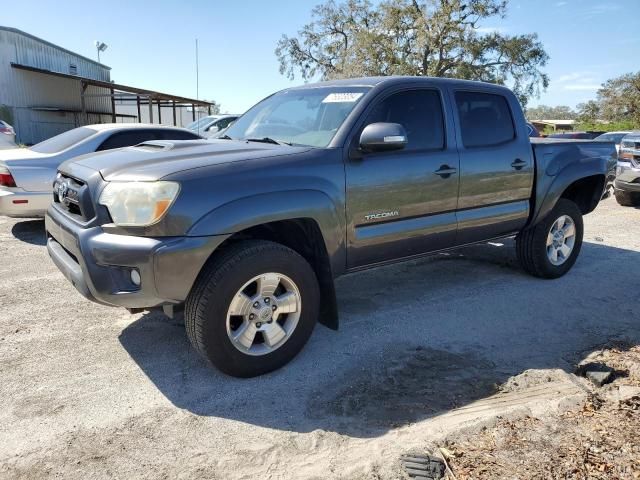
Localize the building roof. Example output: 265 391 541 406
11 63 214 107
0 26 110 70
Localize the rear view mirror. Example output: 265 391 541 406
360 122 408 153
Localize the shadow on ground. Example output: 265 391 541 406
11 219 46 246
119 240 640 438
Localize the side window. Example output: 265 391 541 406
155 130 200 140
455 91 515 148
363 90 445 151
215 117 236 131
97 130 157 151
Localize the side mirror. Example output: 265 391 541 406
360 122 408 153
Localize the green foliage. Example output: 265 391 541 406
575 120 638 133
0 105 14 125
276 0 549 106
525 104 576 120
597 71 640 125
576 100 600 124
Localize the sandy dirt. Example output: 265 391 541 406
0 197 639 479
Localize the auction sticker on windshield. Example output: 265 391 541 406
322 92 364 103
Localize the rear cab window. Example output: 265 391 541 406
455 91 516 148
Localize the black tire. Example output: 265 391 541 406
614 189 640 207
185 240 319 377
516 199 584 279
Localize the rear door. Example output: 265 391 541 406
345 87 459 268
452 90 534 244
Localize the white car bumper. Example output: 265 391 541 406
0 189 51 217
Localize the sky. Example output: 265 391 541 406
3 0 639 113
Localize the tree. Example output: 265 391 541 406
196 100 221 116
276 0 549 105
525 105 576 120
597 71 640 125
575 100 600 124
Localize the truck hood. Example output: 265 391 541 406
62 139 313 182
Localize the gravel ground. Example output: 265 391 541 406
0 197 639 479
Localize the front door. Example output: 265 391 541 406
345 88 460 268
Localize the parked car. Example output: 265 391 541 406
526 122 540 137
614 131 640 206
187 115 240 137
0 124 201 217
547 131 604 140
203 115 240 138
594 131 631 154
186 115 220 132
0 120 17 149
45 77 613 377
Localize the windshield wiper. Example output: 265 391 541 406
218 134 233 140
244 137 291 146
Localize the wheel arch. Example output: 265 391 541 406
532 170 605 226
188 191 345 330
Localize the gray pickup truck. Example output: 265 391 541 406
45 77 615 377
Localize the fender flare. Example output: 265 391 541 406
531 154 607 226
187 189 346 276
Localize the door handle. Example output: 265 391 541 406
434 165 457 178
511 159 527 170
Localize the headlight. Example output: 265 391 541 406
99 181 180 226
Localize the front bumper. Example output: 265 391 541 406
615 161 640 193
0 189 51 217
45 205 230 309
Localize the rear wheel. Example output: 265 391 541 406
615 189 640 207
516 199 584 279
185 240 319 377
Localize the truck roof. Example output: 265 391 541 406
286 76 513 93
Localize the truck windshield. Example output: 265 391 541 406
223 87 371 147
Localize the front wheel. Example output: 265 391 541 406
185 240 320 377
516 199 584 279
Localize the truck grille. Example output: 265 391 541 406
53 173 96 222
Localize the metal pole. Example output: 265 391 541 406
172 101 177 126
136 96 141 123
192 103 196 122
110 88 116 123
157 100 162 124
195 38 199 103
80 81 88 125
148 96 154 123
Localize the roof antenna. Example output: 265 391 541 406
195 38 200 135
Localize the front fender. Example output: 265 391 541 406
531 144 610 226
187 189 346 275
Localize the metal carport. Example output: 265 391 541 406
10 63 214 127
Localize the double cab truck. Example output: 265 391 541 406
45 77 616 377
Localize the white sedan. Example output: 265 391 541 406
0 123 201 218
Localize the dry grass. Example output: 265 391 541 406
443 345 640 480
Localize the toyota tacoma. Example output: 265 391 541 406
45 77 615 377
